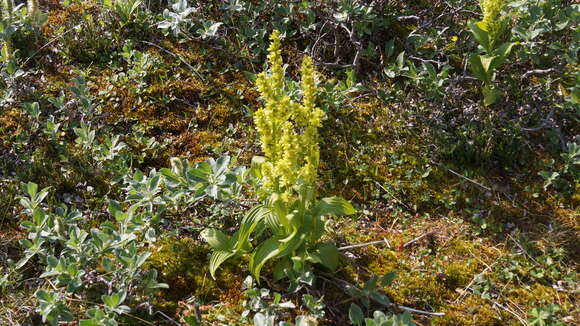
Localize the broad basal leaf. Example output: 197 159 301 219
233 205 270 252
249 237 281 282
469 21 492 53
309 242 339 271
313 196 356 217
482 85 500 106
209 250 236 279
490 42 517 70
469 54 491 84
249 234 304 282
201 229 232 251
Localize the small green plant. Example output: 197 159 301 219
528 304 565 326
35 290 74 325
346 273 395 310
349 307 415 326
22 101 40 129
383 51 407 79
539 142 579 196
241 276 323 326
196 20 222 39
242 276 296 326
158 0 196 37
470 210 503 235
345 273 417 326
158 0 222 41
402 61 452 100
103 0 143 27
0 0 26 76
0 265 16 296
469 0 516 106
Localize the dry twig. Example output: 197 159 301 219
403 231 435 248
339 238 391 251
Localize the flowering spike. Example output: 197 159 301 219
479 0 508 44
254 31 326 197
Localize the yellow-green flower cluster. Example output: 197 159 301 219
254 30 325 195
479 0 507 43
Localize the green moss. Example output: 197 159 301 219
433 297 500 326
507 284 573 312
389 272 452 307
365 247 400 277
445 239 479 256
145 237 245 312
444 260 479 289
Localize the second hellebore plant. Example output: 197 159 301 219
203 31 355 288
469 0 516 106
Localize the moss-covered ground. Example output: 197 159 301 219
0 0 578 325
